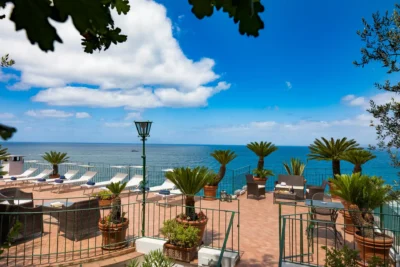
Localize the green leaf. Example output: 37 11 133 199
0 124 17 140
189 0 214 19
112 0 130 15
10 0 62 51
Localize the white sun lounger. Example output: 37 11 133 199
155 189 183 205
1 168 37 179
50 171 97 193
81 172 128 195
100 175 143 192
149 179 176 192
31 170 79 191
3 169 52 186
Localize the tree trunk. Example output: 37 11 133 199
332 160 341 178
215 165 226 184
111 196 121 223
353 164 362 174
185 195 195 219
257 157 264 170
53 164 58 176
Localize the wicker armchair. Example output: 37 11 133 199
0 188 33 207
306 180 328 199
246 174 266 200
58 199 100 241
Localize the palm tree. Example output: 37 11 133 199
308 137 360 177
341 149 376 174
42 151 69 177
246 141 278 170
106 181 127 223
0 145 9 176
209 150 237 186
165 167 214 219
283 158 306 176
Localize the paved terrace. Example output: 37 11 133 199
0 184 350 267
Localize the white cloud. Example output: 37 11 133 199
1 0 228 108
25 109 74 118
250 121 277 128
342 92 400 110
0 112 15 119
285 81 292 89
75 112 91 119
341 94 355 102
349 97 366 106
0 70 18 83
125 112 142 121
104 122 132 128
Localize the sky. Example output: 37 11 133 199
0 0 399 146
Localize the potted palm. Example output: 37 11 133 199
204 150 237 200
98 181 128 250
252 168 274 183
247 141 278 184
331 174 396 264
341 149 376 174
165 167 214 243
161 219 199 262
308 137 360 198
283 158 306 183
42 151 69 178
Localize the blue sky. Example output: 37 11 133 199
1 0 399 145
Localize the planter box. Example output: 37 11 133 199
198 247 239 267
164 243 197 263
136 237 166 254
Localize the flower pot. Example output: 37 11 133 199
203 185 217 201
328 181 341 200
163 242 197 263
49 174 60 179
354 231 393 266
176 217 208 244
98 198 112 208
253 176 267 186
343 211 355 235
98 219 129 250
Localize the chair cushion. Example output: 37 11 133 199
60 175 66 179
86 181 95 186
159 190 170 195
37 178 46 182
55 179 64 183
257 185 265 189
11 177 17 180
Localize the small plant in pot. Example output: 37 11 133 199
331 173 398 265
42 151 69 178
165 166 214 244
252 168 274 184
161 219 199 263
98 181 128 250
92 189 113 208
204 150 237 200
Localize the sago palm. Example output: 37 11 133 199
283 158 306 176
341 149 376 174
165 167 214 218
246 141 278 170
0 145 9 176
209 150 237 186
308 137 360 177
42 151 69 176
106 181 127 223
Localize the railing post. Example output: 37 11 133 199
279 217 286 267
380 204 384 230
300 214 303 263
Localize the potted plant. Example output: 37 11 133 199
341 149 376 174
331 173 396 264
98 181 128 250
252 168 274 184
308 137 360 197
283 158 306 183
247 142 278 184
160 219 200 263
165 167 214 243
204 150 237 200
323 245 359 267
128 249 174 267
42 151 69 178
92 189 113 208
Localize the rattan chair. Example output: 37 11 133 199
58 199 100 241
246 174 266 200
306 180 328 199
0 188 33 207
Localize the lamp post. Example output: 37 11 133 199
134 120 152 237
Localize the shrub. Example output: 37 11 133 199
160 219 199 248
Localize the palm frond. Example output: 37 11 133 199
246 141 278 158
283 158 306 176
308 137 360 161
210 150 237 166
106 181 127 197
341 149 376 165
165 167 214 196
42 151 69 164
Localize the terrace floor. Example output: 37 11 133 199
0 183 350 267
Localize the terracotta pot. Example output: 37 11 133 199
163 242 197 263
339 200 354 235
49 174 60 178
176 217 208 244
98 198 112 208
98 219 129 250
328 181 341 200
354 231 393 265
253 176 267 185
203 185 217 201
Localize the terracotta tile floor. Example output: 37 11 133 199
0 184 350 266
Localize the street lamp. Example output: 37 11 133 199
134 120 152 237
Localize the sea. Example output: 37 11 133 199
1 142 399 193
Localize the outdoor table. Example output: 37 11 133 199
37 201 75 224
